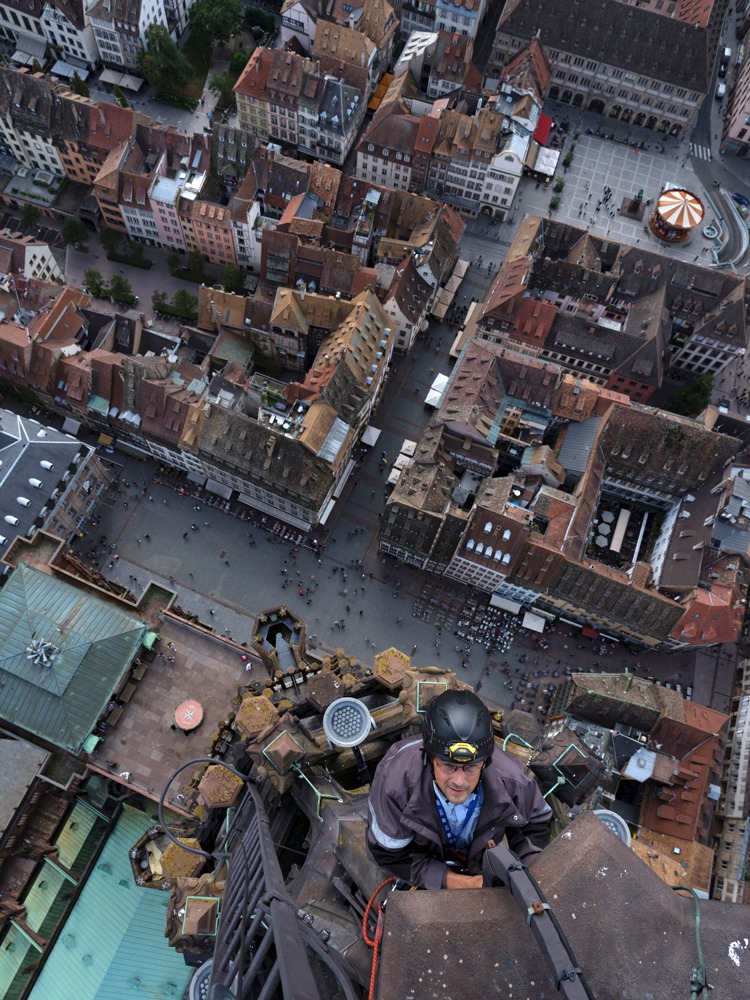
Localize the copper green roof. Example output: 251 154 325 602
0 564 148 753
27 804 192 1000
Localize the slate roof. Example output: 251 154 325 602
556 416 602 476
0 408 90 543
497 0 710 93
600 405 739 495
195 406 335 509
0 564 148 753
548 559 684 642
0 734 48 840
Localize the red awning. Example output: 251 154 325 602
582 626 599 639
533 113 553 146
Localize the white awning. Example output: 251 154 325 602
387 467 401 485
431 298 449 319
205 479 232 499
453 259 469 279
52 61 90 80
522 611 546 633
332 459 356 499
392 453 410 470
490 595 522 614
319 498 336 525
400 439 417 456
119 74 144 92
187 471 206 485
361 425 381 447
238 493 312 529
12 34 46 64
425 372 449 408
62 417 81 436
99 68 122 86
98 69 144 91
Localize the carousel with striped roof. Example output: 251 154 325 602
648 186 704 243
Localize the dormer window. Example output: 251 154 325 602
484 520 492 533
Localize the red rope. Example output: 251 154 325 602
362 877 395 999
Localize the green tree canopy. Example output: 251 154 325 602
99 226 121 255
665 374 714 417
173 288 199 317
70 70 89 97
112 84 129 108
62 217 89 247
127 239 146 262
166 250 183 276
83 268 104 297
221 264 246 294
190 0 243 43
186 248 205 281
139 24 192 96
245 6 275 33
20 204 40 229
209 70 236 107
230 50 249 75
109 274 133 302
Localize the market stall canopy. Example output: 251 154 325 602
99 69 144 91
361 425 381 447
52 61 90 80
522 611 546 633
533 113 554 146
11 34 46 65
425 373 449 408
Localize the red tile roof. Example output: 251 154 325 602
670 584 744 645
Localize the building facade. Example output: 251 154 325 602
486 0 721 137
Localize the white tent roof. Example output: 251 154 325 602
425 372 449 408
522 611 546 633
361 425 381 447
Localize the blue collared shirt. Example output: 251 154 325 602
432 781 483 852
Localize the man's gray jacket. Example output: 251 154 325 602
366 736 552 889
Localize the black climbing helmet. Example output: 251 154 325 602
422 690 494 763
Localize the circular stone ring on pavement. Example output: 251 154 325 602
703 225 718 239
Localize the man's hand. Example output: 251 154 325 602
445 872 483 889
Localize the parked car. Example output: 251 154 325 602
733 192 750 206
716 82 727 99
